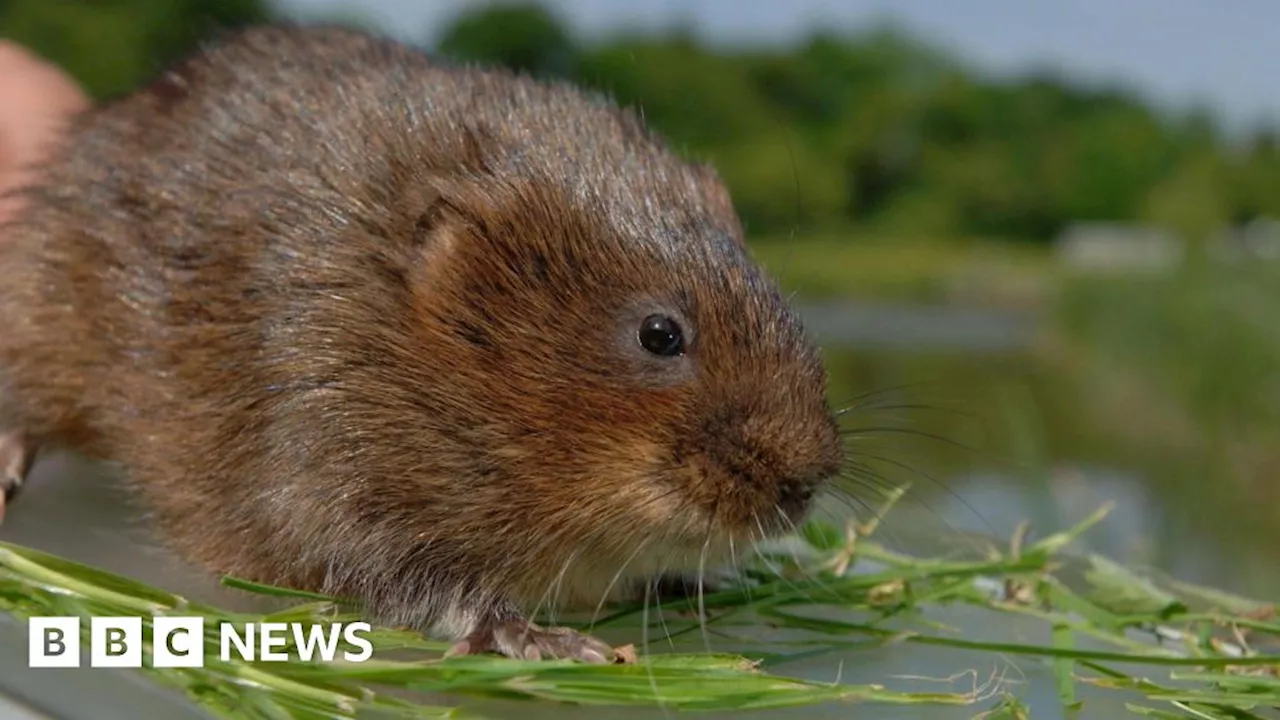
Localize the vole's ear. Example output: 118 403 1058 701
400 185 451 249
692 163 747 248
396 133 489 249
396 180 494 278
397 176 484 252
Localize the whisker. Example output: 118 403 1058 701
639 580 669 715
749 512 816 601
528 547 580 628
725 531 755 607
773 505 841 603
818 489 882 524
694 493 722 655
649 549 679 651
829 381 944 413
847 449 999 538
839 424 987 458
836 402 980 422
833 459 906 500
589 536 655 628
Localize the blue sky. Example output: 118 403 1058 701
277 0 1279 131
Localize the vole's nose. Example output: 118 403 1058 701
776 429 842 522
775 471 828 524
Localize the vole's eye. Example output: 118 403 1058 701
638 314 685 357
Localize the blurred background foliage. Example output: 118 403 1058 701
5 0 1279 242
0 0 271 99
2 0 1278 597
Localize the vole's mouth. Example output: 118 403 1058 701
776 485 817 526
766 469 832 530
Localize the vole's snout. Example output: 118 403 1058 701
775 479 817 524
696 397 844 535
776 440 844 523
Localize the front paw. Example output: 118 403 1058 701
447 618 619 664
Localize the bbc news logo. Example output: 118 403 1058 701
28 617 374 668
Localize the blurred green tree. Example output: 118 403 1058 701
1230 129 1280 221
1142 151 1231 255
434 2 577 79
575 36 779 150
6 0 1277 243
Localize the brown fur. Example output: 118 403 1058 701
0 25 842 648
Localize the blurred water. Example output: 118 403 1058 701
800 302 1036 353
0 302 1275 720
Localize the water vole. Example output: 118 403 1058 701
0 25 843 662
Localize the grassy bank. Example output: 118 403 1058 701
749 233 1056 306
2 500 1277 719
1051 260 1280 518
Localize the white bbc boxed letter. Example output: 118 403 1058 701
28 617 80 668
91 617 142 668
153 617 205 668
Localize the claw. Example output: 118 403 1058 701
447 617 623 664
